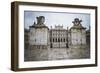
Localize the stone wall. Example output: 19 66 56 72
29 28 48 45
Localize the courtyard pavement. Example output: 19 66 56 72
24 46 90 61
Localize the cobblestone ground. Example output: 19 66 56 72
48 48 90 60
24 47 90 61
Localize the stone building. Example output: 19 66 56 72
49 18 87 49
28 16 49 61
69 18 86 48
29 16 49 47
49 25 69 48
25 17 88 61
29 17 86 49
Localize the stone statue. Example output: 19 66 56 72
36 16 45 25
72 18 82 26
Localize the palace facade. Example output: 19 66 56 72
28 16 87 49
24 16 90 61
49 25 69 48
49 18 87 49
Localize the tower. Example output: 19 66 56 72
29 16 49 60
70 18 86 48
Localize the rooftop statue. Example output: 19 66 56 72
30 16 48 28
36 16 45 25
71 18 86 29
72 18 82 26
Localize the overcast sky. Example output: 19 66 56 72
24 11 90 30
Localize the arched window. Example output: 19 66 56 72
56 38 57 42
53 38 54 42
57 38 58 42
58 38 60 42
63 38 65 42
